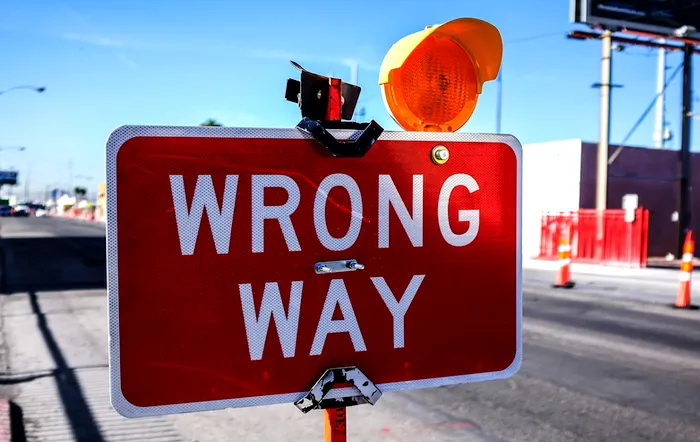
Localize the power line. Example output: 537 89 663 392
504 31 567 45
620 49 659 58
608 61 684 164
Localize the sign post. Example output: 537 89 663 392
623 194 639 265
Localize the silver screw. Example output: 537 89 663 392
436 149 449 160
347 261 365 270
315 263 331 273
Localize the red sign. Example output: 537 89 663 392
106 126 522 418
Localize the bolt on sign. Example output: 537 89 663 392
106 125 522 418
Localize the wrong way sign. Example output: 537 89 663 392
106 125 522 418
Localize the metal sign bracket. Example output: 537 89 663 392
296 118 384 158
294 366 382 413
285 59 384 157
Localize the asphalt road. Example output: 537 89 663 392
0 217 699 441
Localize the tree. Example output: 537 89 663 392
200 119 223 127
74 187 87 197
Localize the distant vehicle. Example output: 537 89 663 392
0 204 12 217
26 203 46 217
12 205 30 217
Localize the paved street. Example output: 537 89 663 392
0 217 699 441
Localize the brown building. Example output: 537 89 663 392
522 140 695 260
579 142 693 258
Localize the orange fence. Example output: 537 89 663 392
539 208 650 268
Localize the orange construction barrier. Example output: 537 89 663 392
674 231 698 309
553 236 575 289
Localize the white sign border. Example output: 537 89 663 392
106 125 523 418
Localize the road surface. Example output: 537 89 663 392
0 217 699 441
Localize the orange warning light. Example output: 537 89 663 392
378 18 502 132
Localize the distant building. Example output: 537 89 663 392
523 139 693 259
50 188 70 201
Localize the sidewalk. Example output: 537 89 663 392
524 258 682 279
647 256 700 268
523 258 696 306
47 213 105 225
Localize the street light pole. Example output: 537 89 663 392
0 85 46 96
0 146 26 171
24 162 30 202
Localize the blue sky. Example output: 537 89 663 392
0 0 693 196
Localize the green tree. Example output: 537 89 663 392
200 119 223 127
74 186 87 197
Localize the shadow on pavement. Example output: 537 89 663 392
28 291 104 441
10 401 27 442
0 237 106 294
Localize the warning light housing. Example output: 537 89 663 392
379 18 502 132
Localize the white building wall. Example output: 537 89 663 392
522 139 583 258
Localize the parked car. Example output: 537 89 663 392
0 204 11 217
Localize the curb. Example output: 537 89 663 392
0 219 3 291
0 399 9 442
0 226 19 442
47 214 105 225
0 399 24 442
523 258 679 278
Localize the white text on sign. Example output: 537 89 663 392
238 275 425 360
169 173 480 255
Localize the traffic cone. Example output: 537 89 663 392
553 236 575 289
674 231 699 309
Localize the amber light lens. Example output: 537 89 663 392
383 35 479 132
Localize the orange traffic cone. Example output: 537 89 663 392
553 236 575 289
674 231 698 309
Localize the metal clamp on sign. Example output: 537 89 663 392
285 61 384 157
294 366 382 413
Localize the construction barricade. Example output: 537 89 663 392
675 231 698 309
553 235 575 288
539 208 650 268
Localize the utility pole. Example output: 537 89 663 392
68 160 73 193
596 30 613 257
350 62 366 121
679 43 693 258
654 41 667 148
350 62 359 86
24 165 29 201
